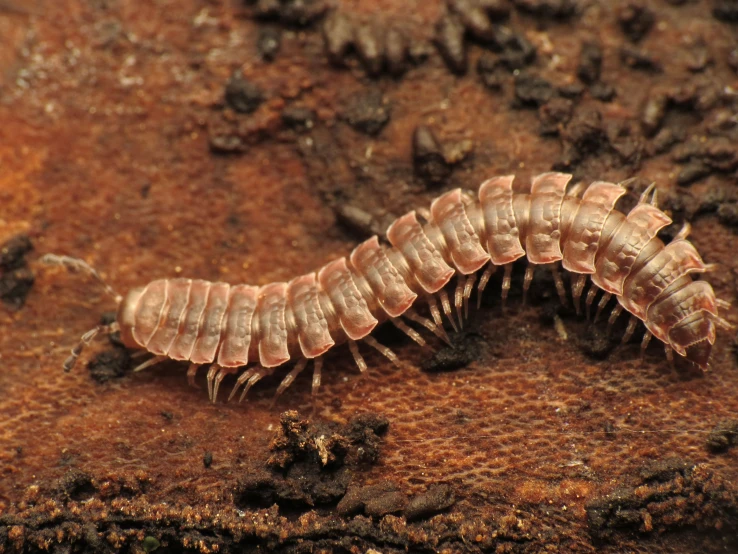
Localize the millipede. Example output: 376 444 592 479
44 172 733 404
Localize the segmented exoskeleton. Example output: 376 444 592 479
46 172 733 403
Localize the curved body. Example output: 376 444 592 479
111 173 725 399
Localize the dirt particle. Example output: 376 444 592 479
538 97 573 136
56 469 96 502
421 332 482 372
405 484 455 521
677 162 712 187
576 325 617 360
355 22 384 76
0 234 34 310
706 419 738 452
685 37 711 72
510 0 576 18
618 3 655 42
252 0 328 26
477 53 507 90
648 128 683 155
342 88 391 136
557 108 609 167
447 0 494 41
729 47 738 73
257 27 281 62
281 105 316 131
334 204 392 239
619 45 662 72
514 72 555 107
641 93 668 136
435 14 467 74
717 202 738 228
385 28 408 76
496 29 537 70
0 266 34 310
224 72 264 114
413 125 451 186
713 0 738 22
323 11 354 64
590 82 616 102
87 348 132 384
577 41 602 84
203 451 213 468
337 481 407 517
0 234 33 271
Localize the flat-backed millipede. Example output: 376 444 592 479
45 172 733 404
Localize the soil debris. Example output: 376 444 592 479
342 88 391 136
422 332 483 372
248 0 329 26
224 72 265 114
706 419 738 453
236 411 388 511
0 234 34 310
87 348 132 384
435 14 468 74
405 484 455 521
257 26 281 61
617 3 655 43
510 0 576 18
337 481 408 517
587 459 738 541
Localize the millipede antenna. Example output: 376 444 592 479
40 254 122 303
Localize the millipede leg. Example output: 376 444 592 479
239 367 272 403
348 339 368 374
132 355 167 373
621 316 638 344
463 274 476 320
427 296 445 334
63 324 113 372
187 363 201 388
712 313 735 330
522 264 534 305
476 264 496 309
312 357 323 399
716 298 732 310
501 264 513 309
607 304 623 333
271 358 308 407
454 275 464 330
595 293 612 323
206 364 219 402
585 286 599 321
405 308 451 346
572 274 587 315
638 182 655 205
664 345 675 369
674 222 691 240
551 264 568 307
364 336 400 367
229 367 256 401
212 367 236 403
391 318 426 346
439 290 459 333
640 331 652 358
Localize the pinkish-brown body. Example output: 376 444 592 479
106 172 726 400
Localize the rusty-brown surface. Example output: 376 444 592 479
2 0 738 552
